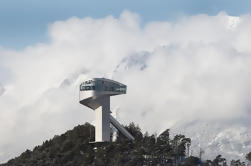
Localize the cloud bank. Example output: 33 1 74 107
1 11 251 162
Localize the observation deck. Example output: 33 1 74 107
79 78 134 142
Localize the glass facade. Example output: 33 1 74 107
80 80 96 91
80 79 126 93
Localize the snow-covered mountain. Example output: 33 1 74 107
171 120 251 161
113 41 251 162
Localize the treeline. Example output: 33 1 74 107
1 123 251 166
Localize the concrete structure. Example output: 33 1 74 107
79 78 134 142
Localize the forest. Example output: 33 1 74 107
1 122 251 166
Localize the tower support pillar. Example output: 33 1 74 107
95 96 110 142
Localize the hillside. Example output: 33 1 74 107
0 123 250 166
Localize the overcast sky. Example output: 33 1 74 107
1 0 251 163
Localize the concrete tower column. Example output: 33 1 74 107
95 96 110 142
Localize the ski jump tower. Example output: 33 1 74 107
79 78 134 142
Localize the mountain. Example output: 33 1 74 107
171 120 251 161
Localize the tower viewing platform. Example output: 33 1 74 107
79 78 134 142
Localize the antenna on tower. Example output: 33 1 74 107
79 78 135 142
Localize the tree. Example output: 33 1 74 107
212 155 227 166
154 129 172 164
126 122 143 141
171 134 191 164
183 156 201 166
246 152 251 163
230 159 245 166
158 129 170 144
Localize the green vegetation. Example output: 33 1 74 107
0 122 250 166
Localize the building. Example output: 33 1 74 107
79 78 134 142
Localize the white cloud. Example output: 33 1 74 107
1 11 251 162
0 84 4 96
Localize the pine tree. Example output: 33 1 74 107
246 152 251 166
